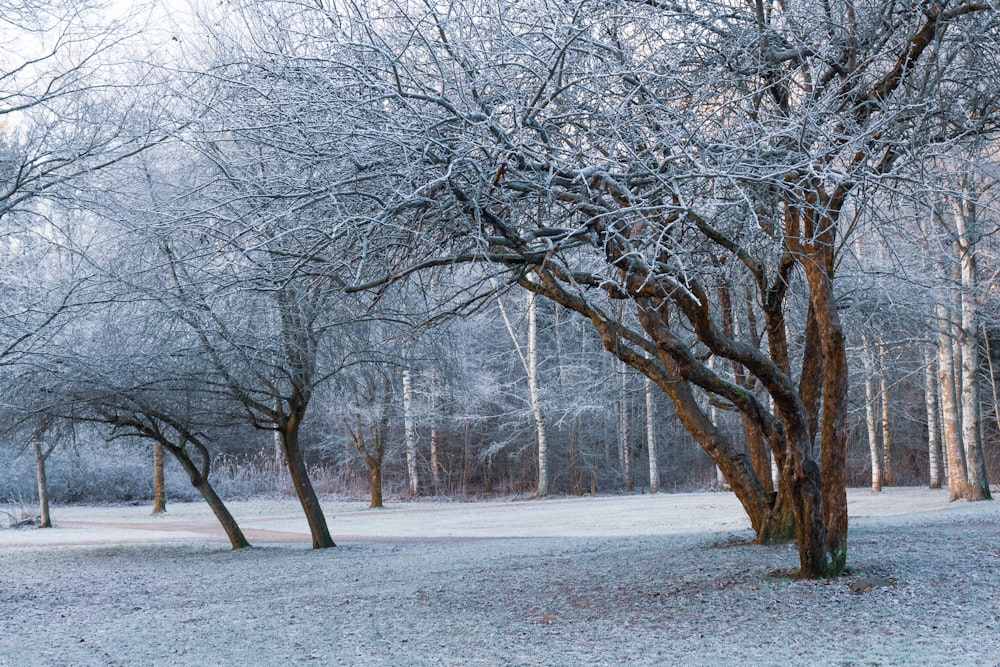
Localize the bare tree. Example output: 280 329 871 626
322 0 999 576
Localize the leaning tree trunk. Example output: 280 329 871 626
537 277 795 546
166 444 250 550
281 410 335 548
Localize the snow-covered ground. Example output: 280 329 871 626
2 487 999 666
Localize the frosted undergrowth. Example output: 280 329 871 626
1 488 999 666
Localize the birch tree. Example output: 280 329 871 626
496 289 550 497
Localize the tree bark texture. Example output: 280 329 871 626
954 194 991 501
526 291 549 497
645 374 658 493
924 346 942 489
863 339 882 493
879 363 893 487
937 302 969 501
402 368 420 496
152 441 167 514
33 438 52 529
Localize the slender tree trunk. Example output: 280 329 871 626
955 195 991 500
152 442 167 514
924 346 943 489
497 290 549 496
429 369 442 495
984 322 1000 435
619 359 632 491
937 302 969 501
879 366 893 487
281 414 335 548
645 374 658 493
33 438 52 529
527 291 549 496
862 337 882 492
402 368 420 496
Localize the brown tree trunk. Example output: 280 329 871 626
743 417 773 495
165 444 250 550
33 438 52 529
281 412 335 548
796 232 849 578
368 463 383 509
152 442 167 515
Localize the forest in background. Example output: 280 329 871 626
2 0 1000 576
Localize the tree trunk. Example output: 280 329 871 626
879 357 893 487
863 363 882 492
645 374 658 493
166 444 250 550
937 302 968 500
954 195 991 501
429 369 442 495
152 442 167 515
402 368 420 496
281 413 335 548
797 237 849 578
497 290 549 497
527 291 549 496
924 346 942 489
619 359 632 491
33 438 52 529
368 460 384 509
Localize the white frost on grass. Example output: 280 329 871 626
1 487 999 666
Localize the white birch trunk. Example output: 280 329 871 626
273 399 284 468
879 368 892 487
953 194 991 500
862 337 882 492
937 301 968 500
496 290 549 497
428 368 442 495
924 346 942 489
526 291 549 497
619 359 631 491
645 373 658 494
402 368 420 496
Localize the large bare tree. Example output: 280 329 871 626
320 0 999 577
